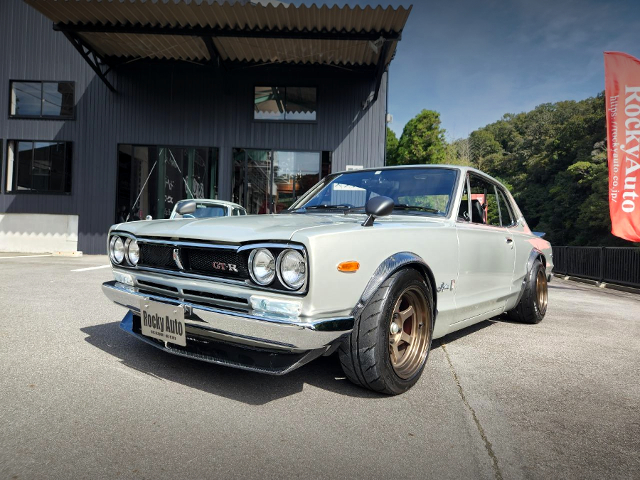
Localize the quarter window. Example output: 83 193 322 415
254 86 317 121
6 141 72 193
497 189 515 226
10 81 75 119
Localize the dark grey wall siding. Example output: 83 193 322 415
0 0 387 254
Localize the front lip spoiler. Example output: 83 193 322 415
102 280 354 353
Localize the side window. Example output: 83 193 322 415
497 189 515 226
469 174 501 226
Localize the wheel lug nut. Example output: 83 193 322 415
390 323 401 334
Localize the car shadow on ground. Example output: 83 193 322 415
82 318 497 404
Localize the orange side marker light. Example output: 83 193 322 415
337 261 360 273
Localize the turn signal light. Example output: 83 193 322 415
337 261 360 272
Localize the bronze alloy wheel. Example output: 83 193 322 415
389 286 432 379
536 269 548 315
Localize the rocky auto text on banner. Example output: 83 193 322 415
605 51 640 242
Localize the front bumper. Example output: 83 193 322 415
102 281 354 374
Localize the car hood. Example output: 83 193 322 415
112 214 367 244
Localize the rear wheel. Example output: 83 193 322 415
339 269 433 395
508 259 548 324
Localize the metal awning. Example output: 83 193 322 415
24 0 412 95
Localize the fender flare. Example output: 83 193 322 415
350 252 437 322
512 248 546 307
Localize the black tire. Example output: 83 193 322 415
507 259 548 324
339 269 434 395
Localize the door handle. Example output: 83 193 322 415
505 237 513 244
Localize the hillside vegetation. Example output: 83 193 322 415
387 93 630 246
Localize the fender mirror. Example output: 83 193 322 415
362 196 394 227
176 200 197 216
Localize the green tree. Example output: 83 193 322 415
396 110 447 165
464 92 633 246
385 126 399 166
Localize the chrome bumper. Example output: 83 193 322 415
102 281 354 353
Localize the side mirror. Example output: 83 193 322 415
362 196 394 227
176 200 196 216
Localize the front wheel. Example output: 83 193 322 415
339 269 433 395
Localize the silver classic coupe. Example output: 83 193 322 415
102 165 552 394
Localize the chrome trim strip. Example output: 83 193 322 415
237 242 306 252
103 280 353 352
136 237 238 250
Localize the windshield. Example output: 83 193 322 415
171 201 227 219
288 168 459 217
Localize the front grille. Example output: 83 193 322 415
137 242 248 281
185 248 248 278
139 244 177 271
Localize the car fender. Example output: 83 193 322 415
350 252 437 325
510 248 545 309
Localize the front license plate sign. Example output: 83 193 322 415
140 300 186 347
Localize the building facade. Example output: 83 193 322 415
0 0 410 254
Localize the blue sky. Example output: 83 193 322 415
288 0 639 139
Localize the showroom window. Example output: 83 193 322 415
116 145 219 222
9 81 75 119
232 149 331 214
254 86 317 121
5 141 73 194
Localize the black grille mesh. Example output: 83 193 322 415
139 244 177 270
186 248 248 278
138 242 248 280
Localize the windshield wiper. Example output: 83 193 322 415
393 204 441 214
299 204 364 213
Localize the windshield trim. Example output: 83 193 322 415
287 167 461 219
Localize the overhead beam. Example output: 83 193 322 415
62 31 117 93
54 22 402 42
200 36 222 68
363 39 392 109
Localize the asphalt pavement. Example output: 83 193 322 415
0 254 638 480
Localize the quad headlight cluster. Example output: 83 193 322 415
109 235 139 266
248 247 307 291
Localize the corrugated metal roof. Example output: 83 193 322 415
24 0 411 66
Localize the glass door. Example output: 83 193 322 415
232 149 321 214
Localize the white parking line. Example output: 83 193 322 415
0 254 52 259
71 265 111 272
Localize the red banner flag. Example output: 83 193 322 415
605 51 640 242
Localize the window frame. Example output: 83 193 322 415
457 172 515 228
252 84 318 124
8 80 76 120
495 186 518 228
5 140 73 195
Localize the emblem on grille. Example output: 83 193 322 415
212 262 239 273
172 248 185 270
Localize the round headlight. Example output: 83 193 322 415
249 248 276 285
278 249 306 290
126 238 139 266
110 236 125 264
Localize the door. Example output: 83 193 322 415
454 173 516 321
232 149 321 214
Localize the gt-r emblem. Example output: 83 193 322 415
172 248 185 270
212 262 238 273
